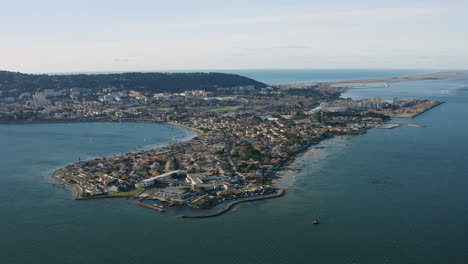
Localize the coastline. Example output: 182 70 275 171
323 70 468 85
48 121 349 205
165 121 204 136
273 70 468 91
0 118 204 138
0 119 108 125
51 170 83 200
0 119 198 134
407 101 445 119
11 106 430 205
2 71 453 217
42 120 198 200
274 136 351 188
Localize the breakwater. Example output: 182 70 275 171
408 101 444 118
180 189 285 219
136 199 166 213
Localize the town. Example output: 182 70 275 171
0 71 443 215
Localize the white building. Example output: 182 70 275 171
135 170 186 189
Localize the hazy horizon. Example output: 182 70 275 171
1 0 467 73
2 68 458 75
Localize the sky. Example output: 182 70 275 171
1 0 467 73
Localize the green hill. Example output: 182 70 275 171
0 71 267 94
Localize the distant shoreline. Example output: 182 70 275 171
273 70 468 89
324 70 468 85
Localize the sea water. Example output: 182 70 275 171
0 70 466 264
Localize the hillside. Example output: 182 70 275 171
0 71 267 94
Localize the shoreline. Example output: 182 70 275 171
271 70 468 88
45 120 199 201
21 119 367 204
273 70 468 91
3 71 454 217
323 70 468 85
165 121 204 136
48 121 349 214
136 199 166 213
0 119 204 139
51 171 83 200
407 101 445 119
274 136 351 188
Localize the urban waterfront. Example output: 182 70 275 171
0 70 467 264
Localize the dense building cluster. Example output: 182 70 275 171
0 73 441 209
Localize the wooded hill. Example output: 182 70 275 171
0 71 267 94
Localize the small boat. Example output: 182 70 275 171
313 217 320 225
153 204 164 209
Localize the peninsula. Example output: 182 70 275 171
0 70 453 217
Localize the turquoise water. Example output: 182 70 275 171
1 71 467 264
215 69 431 84
57 69 430 85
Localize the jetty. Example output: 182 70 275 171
180 189 285 219
379 122 426 129
136 198 166 213
388 122 426 128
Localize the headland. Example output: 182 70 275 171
0 70 453 217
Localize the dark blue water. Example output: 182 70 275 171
0 71 467 264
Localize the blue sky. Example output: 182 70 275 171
1 0 467 73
